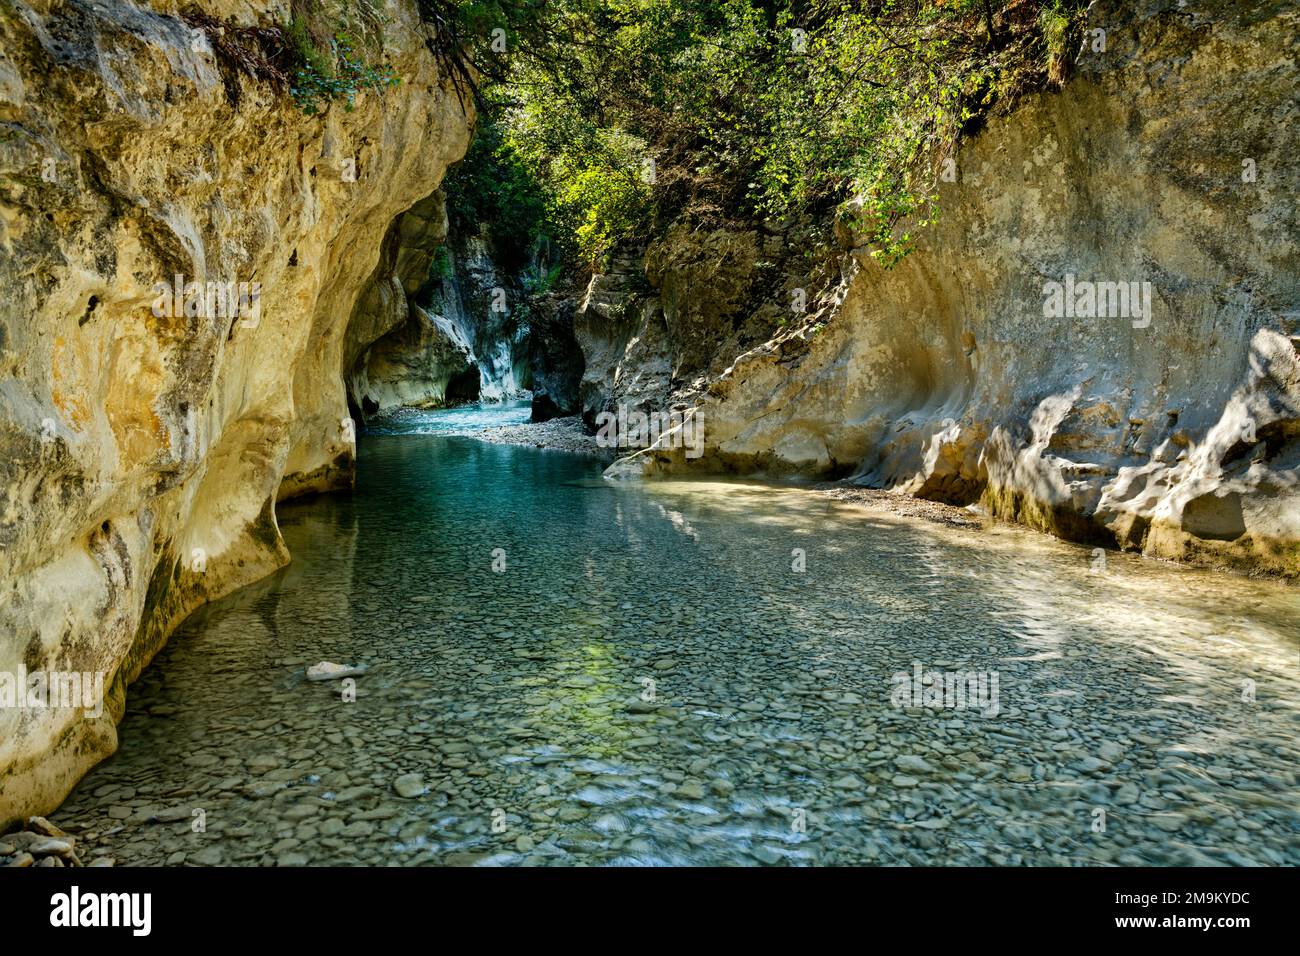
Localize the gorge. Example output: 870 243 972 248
0 0 1297 870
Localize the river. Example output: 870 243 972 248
57 404 1300 866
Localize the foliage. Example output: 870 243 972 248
523 262 565 295
431 245 455 280
444 112 554 270
440 0 1089 271
289 31 400 114
285 1 400 114
504 102 653 269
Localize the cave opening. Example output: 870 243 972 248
445 368 482 403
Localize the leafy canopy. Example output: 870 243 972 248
438 0 1087 270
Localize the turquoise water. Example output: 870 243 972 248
57 408 1300 866
365 399 532 435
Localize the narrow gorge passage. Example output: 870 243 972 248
53 405 1300 867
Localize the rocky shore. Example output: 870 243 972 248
1 816 111 868
475 417 614 458
589 2 1300 580
812 485 986 532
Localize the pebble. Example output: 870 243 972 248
896 755 933 774
394 774 426 799
751 845 783 864
306 662 368 682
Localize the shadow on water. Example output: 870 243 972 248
58 407 1300 866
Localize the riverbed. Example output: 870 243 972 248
56 405 1300 866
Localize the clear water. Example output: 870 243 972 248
365 399 532 436
58 407 1300 866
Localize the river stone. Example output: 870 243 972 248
192 847 225 866
394 774 427 798
752 845 783 864
896 755 934 774
306 662 369 682
25 816 68 837
1099 741 1125 762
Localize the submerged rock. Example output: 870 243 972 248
393 775 427 799
306 662 369 683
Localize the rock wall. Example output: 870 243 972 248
573 251 668 425
427 225 531 404
528 292 584 421
344 190 478 420
573 227 808 428
349 211 531 418
608 0 1300 577
0 0 472 825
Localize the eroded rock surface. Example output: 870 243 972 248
0 0 472 824
528 293 584 421
350 208 533 418
609 0 1300 576
345 191 480 419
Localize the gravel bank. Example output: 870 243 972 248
474 416 614 458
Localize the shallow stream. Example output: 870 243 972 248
58 404 1300 865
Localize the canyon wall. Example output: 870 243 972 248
606 0 1300 577
349 209 531 419
529 292 584 421
0 0 472 825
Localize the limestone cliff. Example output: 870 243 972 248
605 0 1300 577
528 291 584 421
0 0 472 825
349 209 531 418
343 189 479 420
